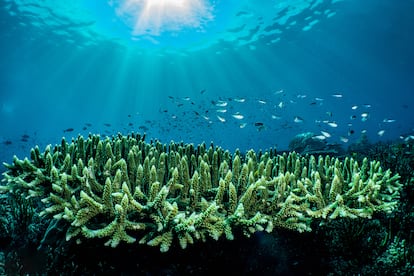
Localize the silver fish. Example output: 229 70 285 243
327 122 338 128
294 116 304 123
321 131 331 138
340 136 349 143
377 130 385 136
361 112 369 122
217 115 226 122
232 113 244 120
216 101 228 107
312 135 326 140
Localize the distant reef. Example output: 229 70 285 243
0 133 412 275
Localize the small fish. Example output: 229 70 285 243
200 89 206 94
350 115 357 120
202 115 210 121
216 101 228 107
351 105 358 110
271 115 281 120
232 113 244 120
315 97 324 101
64 128 74 132
361 112 369 121
182 97 191 101
294 116 304 123
321 131 331 138
404 135 414 142
327 122 338 128
309 102 317 105
363 104 371 108
340 136 349 143
3 140 12 145
274 89 284 94
239 123 247 128
348 129 355 135
21 134 30 139
234 98 245 103
104 123 111 127
383 118 396 123
332 93 343 98
236 11 251 17
297 94 307 99
278 101 284 108
326 112 333 117
312 135 326 140
377 130 385 136
217 115 226 122
216 109 227 113
254 122 264 127
257 100 267 104
82 127 87 130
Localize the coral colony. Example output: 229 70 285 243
1 133 402 252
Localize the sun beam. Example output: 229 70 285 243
146 0 186 8
114 0 214 36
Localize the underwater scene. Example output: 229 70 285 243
0 0 413 274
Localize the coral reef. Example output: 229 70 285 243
345 137 414 274
1 133 402 252
0 192 41 247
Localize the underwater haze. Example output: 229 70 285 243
1 0 414 165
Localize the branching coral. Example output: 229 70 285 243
1 133 402 252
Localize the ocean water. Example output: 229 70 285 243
0 0 413 163
1 1 414 274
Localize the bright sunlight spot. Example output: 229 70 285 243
112 0 214 36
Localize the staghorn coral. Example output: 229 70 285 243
1 133 402 252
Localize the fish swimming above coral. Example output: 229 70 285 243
1 133 402 252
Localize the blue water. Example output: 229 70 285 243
1 0 413 165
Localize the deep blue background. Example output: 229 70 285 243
0 0 413 166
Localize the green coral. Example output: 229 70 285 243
1 133 403 252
